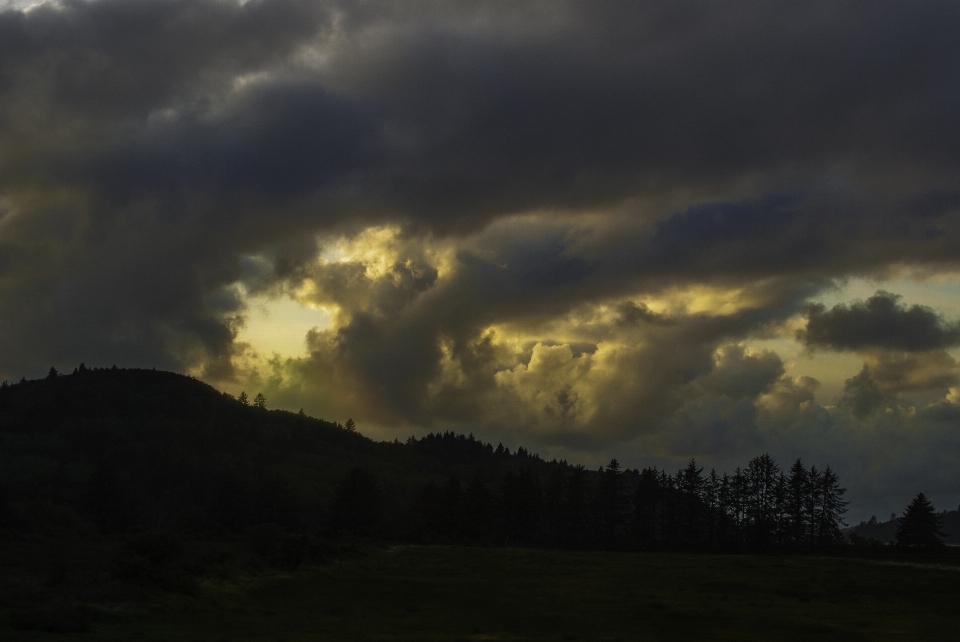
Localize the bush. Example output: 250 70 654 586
115 530 196 593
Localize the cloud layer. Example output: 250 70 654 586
801 292 960 352
2 0 960 518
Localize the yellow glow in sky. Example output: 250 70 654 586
237 296 331 358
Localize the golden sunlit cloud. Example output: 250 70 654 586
236 296 331 359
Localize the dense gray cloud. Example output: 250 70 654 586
800 292 960 352
2 0 960 518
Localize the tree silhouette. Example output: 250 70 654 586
812 466 847 545
329 467 382 536
463 469 493 540
543 465 565 542
238 391 249 406
676 459 704 544
805 465 823 545
632 468 661 543
47 366 58 379
895 493 945 548
745 454 780 547
441 475 464 538
500 467 541 544
596 459 629 541
416 481 444 537
345 418 356 432
253 393 266 409
786 459 810 544
564 464 590 542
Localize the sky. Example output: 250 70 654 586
2 0 960 521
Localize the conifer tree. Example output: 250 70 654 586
543 465 565 542
745 454 780 547
730 467 747 544
500 467 541 544
238 391 249 406
716 472 733 544
442 475 464 538
464 469 493 540
805 466 823 545
677 459 704 544
597 459 629 540
564 464 590 542
786 459 810 545
633 467 661 543
253 392 267 409
813 466 847 545
704 468 721 544
895 493 945 548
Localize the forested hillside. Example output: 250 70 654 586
1 366 849 550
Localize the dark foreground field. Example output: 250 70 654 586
4 543 960 641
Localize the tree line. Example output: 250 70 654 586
332 436 850 550
2 368 947 552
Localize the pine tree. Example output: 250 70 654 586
676 459 704 544
895 493 945 548
543 465 565 542
812 466 847 545
632 467 661 543
745 454 780 547
786 459 810 545
773 472 788 546
500 467 541 544
716 473 733 545
704 468 720 544
597 459 629 541
464 469 493 540
345 418 356 432
253 392 266 409
442 475 464 538
730 467 747 545
564 464 590 542
238 391 249 406
805 465 823 545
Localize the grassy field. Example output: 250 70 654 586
3 543 960 641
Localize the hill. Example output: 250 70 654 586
0 365 565 541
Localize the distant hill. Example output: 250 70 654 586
846 508 960 544
0 365 563 540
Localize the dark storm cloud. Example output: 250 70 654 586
5 0 960 232
0 0 331 123
800 292 960 352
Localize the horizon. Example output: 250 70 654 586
6 363 959 524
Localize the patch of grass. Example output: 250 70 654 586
4 545 960 640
